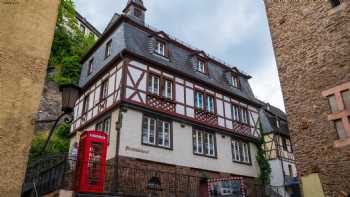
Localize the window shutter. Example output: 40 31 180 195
147 37 156 54
225 71 232 85
192 57 197 71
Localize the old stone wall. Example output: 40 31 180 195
35 79 62 132
116 156 261 197
264 0 350 196
0 0 59 195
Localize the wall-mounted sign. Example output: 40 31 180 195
208 177 245 197
125 146 149 154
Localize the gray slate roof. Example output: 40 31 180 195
259 103 289 136
79 14 262 106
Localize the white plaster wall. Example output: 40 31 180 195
118 108 260 177
69 109 120 160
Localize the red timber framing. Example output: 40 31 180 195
72 56 261 140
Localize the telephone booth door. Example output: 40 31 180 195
75 131 108 193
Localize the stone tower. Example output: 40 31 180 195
264 0 350 196
123 0 146 24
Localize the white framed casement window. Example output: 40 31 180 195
197 59 206 73
193 129 216 157
155 40 166 56
195 91 204 110
206 95 215 113
241 108 249 124
157 121 171 148
232 139 251 164
148 74 160 95
142 116 172 148
96 116 111 143
231 75 239 88
232 105 239 121
142 116 156 145
163 79 173 99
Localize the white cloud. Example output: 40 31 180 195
249 55 286 111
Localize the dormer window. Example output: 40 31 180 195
231 75 240 88
88 58 94 75
276 118 280 128
197 59 206 73
105 39 112 58
155 40 166 57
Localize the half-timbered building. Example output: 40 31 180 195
69 0 264 196
260 104 299 197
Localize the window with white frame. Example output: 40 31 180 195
197 59 206 73
195 91 204 110
142 116 171 148
155 40 166 56
232 104 249 124
148 74 160 95
96 116 111 143
163 79 173 99
231 75 239 88
206 95 215 113
232 139 251 164
193 129 216 157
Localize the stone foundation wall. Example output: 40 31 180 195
264 0 350 195
115 156 261 197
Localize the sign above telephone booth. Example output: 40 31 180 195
75 131 108 193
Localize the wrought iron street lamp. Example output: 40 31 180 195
40 84 80 154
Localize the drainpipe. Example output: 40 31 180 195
112 109 123 193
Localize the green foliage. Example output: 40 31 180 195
29 123 71 162
256 137 271 185
49 0 96 85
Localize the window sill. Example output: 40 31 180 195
153 52 170 61
232 160 252 166
142 142 173 151
334 138 350 148
193 152 217 159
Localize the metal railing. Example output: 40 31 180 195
22 155 201 197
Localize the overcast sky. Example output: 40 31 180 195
74 0 285 111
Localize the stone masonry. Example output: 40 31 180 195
0 0 59 196
264 0 350 196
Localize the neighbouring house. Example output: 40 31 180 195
35 10 101 132
260 103 300 197
264 0 350 196
68 0 264 196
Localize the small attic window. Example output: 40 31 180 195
330 0 341 8
231 74 240 88
196 59 207 74
155 40 166 57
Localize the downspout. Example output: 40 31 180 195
112 53 128 193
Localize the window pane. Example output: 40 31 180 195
158 120 164 146
204 132 208 155
341 90 350 111
142 117 149 143
335 119 347 139
149 118 156 144
198 131 203 153
196 92 204 110
164 122 170 147
193 131 197 153
209 134 215 156
328 95 338 113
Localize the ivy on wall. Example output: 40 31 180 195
49 0 96 85
256 137 272 185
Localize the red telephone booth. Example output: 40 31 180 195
75 131 108 193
